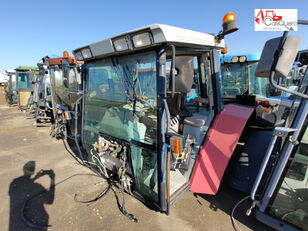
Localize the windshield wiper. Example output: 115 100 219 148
123 63 139 116
111 57 133 104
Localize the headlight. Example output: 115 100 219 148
239 56 246 63
75 51 83 61
113 37 129 51
231 56 239 63
132 32 152 48
81 47 92 59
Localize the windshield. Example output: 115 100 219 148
84 51 158 200
11 74 17 90
44 75 51 97
83 51 157 146
248 62 271 98
221 61 271 99
51 66 78 106
221 63 247 98
16 72 31 90
45 75 51 89
68 68 78 89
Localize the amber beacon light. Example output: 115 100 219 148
222 12 238 36
221 45 228 55
63 51 69 57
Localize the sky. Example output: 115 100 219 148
0 0 307 72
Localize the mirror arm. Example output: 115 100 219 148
269 71 308 99
298 20 308 25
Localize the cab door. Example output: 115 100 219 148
158 50 217 213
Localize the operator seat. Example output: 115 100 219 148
166 56 194 117
183 113 207 128
167 93 182 116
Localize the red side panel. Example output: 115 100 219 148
190 104 254 194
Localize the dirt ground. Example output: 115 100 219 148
0 105 272 231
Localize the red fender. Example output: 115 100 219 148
190 104 254 194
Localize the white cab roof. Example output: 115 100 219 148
74 24 225 60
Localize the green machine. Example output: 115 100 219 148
15 66 38 110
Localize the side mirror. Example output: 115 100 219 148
61 60 70 88
63 75 69 88
173 56 194 93
256 34 308 99
76 66 82 85
256 36 301 78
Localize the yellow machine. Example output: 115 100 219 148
18 90 32 108
0 84 6 104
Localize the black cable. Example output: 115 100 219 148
21 173 102 230
111 186 138 223
60 137 139 224
74 183 111 206
22 168 139 229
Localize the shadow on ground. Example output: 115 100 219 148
8 161 55 231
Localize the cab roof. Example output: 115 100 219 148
73 24 225 61
15 66 39 71
221 52 261 63
5 69 16 74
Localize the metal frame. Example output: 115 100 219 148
157 47 168 212
252 61 308 231
210 49 223 114
256 210 299 231
258 98 308 211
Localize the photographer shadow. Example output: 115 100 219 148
8 161 55 231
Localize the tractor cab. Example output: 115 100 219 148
221 52 302 128
15 66 38 110
73 16 249 213
46 51 83 138
5 69 17 105
32 61 53 125
221 52 271 100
